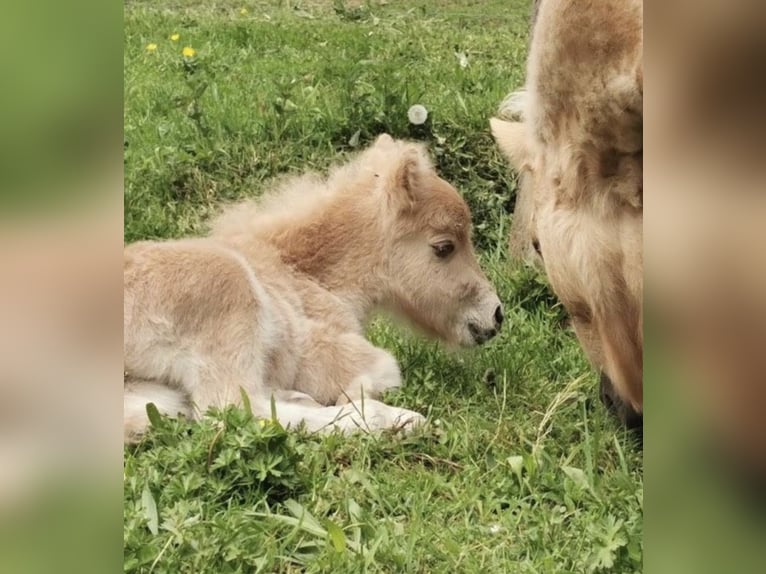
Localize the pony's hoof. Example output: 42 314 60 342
390 408 425 432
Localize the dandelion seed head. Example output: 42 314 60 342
407 104 428 125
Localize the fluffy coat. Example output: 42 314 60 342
491 0 643 421
124 135 502 441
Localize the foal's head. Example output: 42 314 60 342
369 135 503 347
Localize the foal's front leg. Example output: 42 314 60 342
269 389 423 434
297 330 425 431
336 343 404 404
334 337 425 429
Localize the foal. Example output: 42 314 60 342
124 135 503 441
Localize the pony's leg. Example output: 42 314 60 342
272 389 324 407
318 336 424 430
124 241 276 430
291 330 404 405
265 392 424 434
124 379 191 442
334 339 404 404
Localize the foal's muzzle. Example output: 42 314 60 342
468 304 504 344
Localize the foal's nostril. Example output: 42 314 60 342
494 305 504 327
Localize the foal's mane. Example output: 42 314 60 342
209 139 429 241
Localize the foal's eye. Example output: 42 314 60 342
432 241 455 258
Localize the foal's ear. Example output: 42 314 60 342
389 147 425 208
374 133 395 148
490 118 531 171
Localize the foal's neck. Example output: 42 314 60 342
269 194 387 322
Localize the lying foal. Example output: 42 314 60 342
124 135 502 441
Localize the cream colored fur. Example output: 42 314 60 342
124 135 502 442
491 0 643 411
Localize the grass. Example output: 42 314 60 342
123 1 643 572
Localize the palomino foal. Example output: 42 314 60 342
124 135 502 441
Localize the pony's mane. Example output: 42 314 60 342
208 172 331 241
209 138 431 241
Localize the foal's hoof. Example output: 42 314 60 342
389 408 426 433
359 402 425 433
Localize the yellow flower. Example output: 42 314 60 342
259 419 268 428
240 7 248 15
170 33 180 42
182 46 196 58
145 43 158 53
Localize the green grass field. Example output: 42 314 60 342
124 1 643 571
